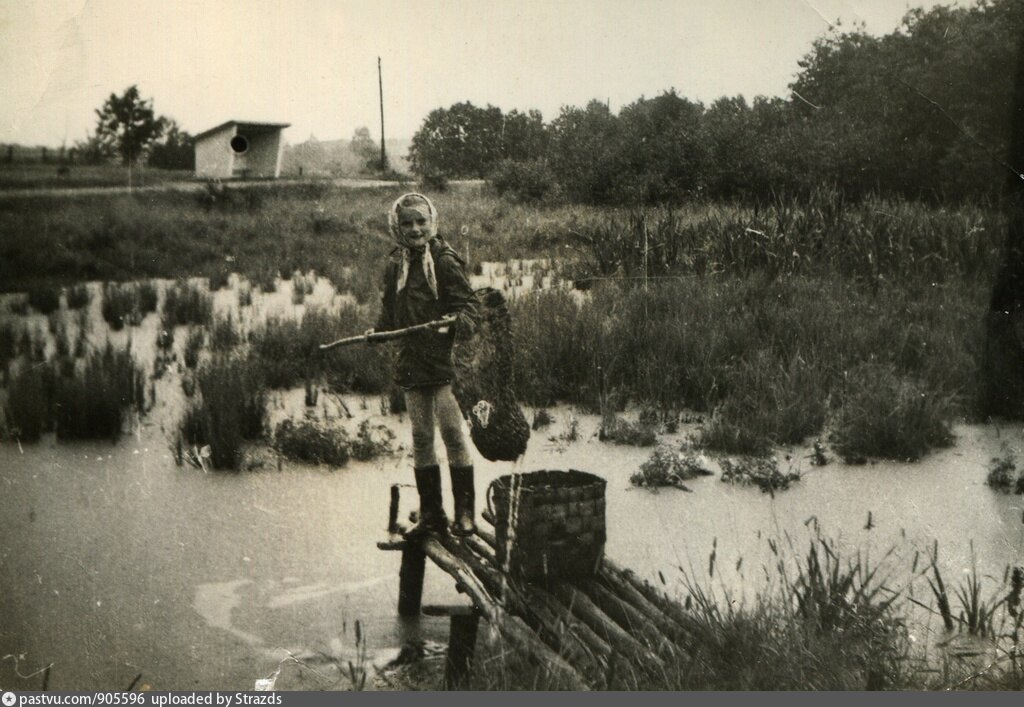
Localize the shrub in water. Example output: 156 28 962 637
101 283 143 329
599 412 657 446
163 280 213 327
986 447 1022 493
27 284 60 315
349 419 396 461
832 363 954 463
184 354 267 470
54 343 145 441
4 366 55 441
631 444 712 490
183 328 204 368
719 456 800 493
274 418 350 467
65 284 91 310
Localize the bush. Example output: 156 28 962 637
274 418 350 467
183 354 267 470
54 343 145 441
719 456 800 493
65 284 91 310
27 285 61 315
832 363 954 463
489 159 556 202
163 280 212 327
349 419 396 461
631 444 712 490
4 366 55 441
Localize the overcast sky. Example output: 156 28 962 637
1 0 969 147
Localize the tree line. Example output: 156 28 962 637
410 0 1023 204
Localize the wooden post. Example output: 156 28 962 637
388 484 401 535
398 542 426 616
443 611 480 689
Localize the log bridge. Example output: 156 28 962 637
377 484 699 690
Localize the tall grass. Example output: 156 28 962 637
512 276 979 458
101 282 156 329
182 353 267 470
54 343 145 441
4 342 144 442
163 280 212 327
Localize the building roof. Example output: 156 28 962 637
194 121 291 142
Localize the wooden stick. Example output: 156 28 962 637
319 316 456 351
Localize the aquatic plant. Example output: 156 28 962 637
54 342 145 441
832 363 954 463
65 283 91 310
631 444 712 490
163 280 213 327
986 447 1021 493
27 284 60 315
3 366 55 441
349 419 396 461
719 456 800 493
273 417 350 467
182 353 267 470
599 412 657 447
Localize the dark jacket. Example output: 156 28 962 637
375 236 479 389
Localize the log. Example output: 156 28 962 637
444 611 480 690
550 582 665 673
421 537 589 690
583 580 680 659
601 559 704 641
438 534 610 685
597 562 698 642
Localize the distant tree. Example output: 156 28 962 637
94 85 166 166
500 109 547 162
74 130 116 166
547 100 628 203
148 120 194 170
349 126 379 172
409 102 504 178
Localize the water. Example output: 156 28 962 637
2 274 1023 689
3 410 1022 689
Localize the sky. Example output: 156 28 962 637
0 0 971 148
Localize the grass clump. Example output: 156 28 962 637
163 280 213 327
349 419 396 461
832 363 954 463
54 343 145 441
599 412 657 446
274 418 350 467
719 456 800 493
182 354 267 470
3 366 55 441
65 284 91 310
183 328 204 368
986 446 1023 494
27 284 60 315
631 444 712 490
101 282 149 329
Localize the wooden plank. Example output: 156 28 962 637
423 604 477 617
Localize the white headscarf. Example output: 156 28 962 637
388 192 439 299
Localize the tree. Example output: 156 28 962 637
148 120 194 170
409 102 505 178
94 85 166 166
349 126 379 172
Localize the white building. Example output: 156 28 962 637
194 121 290 179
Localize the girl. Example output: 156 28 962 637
372 193 479 537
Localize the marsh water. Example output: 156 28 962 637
1 271 1023 690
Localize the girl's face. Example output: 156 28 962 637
397 205 432 248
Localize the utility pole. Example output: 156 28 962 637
378 56 387 173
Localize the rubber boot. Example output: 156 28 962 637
450 465 476 536
404 465 447 539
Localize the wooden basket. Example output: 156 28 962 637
487 470 606 584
